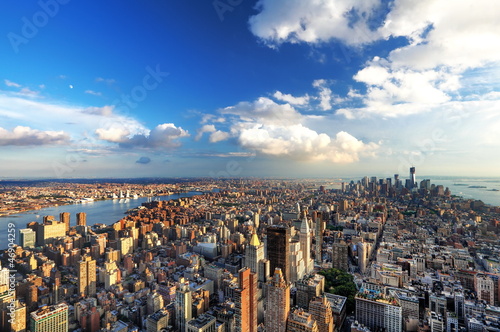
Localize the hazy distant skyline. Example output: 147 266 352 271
1 1 499 178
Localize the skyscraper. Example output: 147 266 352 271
77 255 96 297
410 167 416 188
30 303 69 332
19 228 36 248
309 296 334 332
267 224 291 283
265 268 290 332
299 216 314 274
286 308 319 332
176 279 192 332
60 212 70 232
234 267 258 332
245 232 265 282
76 212 87 226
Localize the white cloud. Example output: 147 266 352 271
209 130 230 143
4 79 21 88
312 79 334 111
85 90 102 96
273 91 310 106
195 124 216 141
249 0 382 46
214 97 378 163
0 126 69 146
95 77 116 84
117 123 189 149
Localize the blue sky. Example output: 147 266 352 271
0 0 499 179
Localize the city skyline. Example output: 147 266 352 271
1 1 499 178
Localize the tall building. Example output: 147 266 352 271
267 224 291 283
295 274 324 309
355 287 402 332
299 216 314 274
290 240 306 283
77 255 97 297
30 303 69 332
176 279 192 332
410 167 416 188
19 228 36 248
309 296 334 332
77 212 87 226
245 233 265 282
315 217 324 264
331 241 349 271
265 268 290 332
234 267 257 332
33 220 66 246
146 309 169 332
147 291 164 315
60 212 70 232
287 308 319 332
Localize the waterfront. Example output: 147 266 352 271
0 192 201 249
425 176 500 206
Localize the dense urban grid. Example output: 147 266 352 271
2 169 500 332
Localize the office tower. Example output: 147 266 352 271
267 224 291 283
0 289 15 331
76 212 87 226
287 308 319 332
60 212 70 232
186 313 216 332
146 309 170 332
245 233 264 282
299 216 314 274
19 228 36 248
309 296 334 332
410 167 416 188
234 268 257 332
77 255 97 297
253 212 260 229
331 241 349 271
30 303 69 332
265 268 290 332
355 289 402 332
176 279 192 332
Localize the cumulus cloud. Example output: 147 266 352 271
209 130 230 143
312 79 334 111
195 124 216 141
116 123 189 149
208 97 379 162
273 91 310 106
249 0 382 46
0 126 70 146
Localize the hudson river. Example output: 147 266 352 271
0 192 201 249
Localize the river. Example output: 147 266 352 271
0 192 202 249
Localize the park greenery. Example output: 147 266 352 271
318 268 357 313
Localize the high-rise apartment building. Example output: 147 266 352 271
265 268 290 332
77 255 97 297
234 267 257 332
331 241 349 271
77 212 87 226
267 224 291 283
355 287 402 332
309 296 334 332
176 279 192 332
30 303 69 332
60 212 70 232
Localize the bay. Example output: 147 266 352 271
0 192 202 249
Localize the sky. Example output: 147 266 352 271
0 0 499 179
